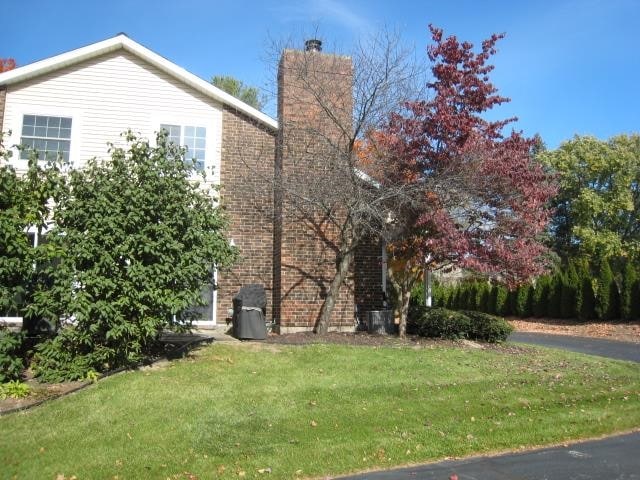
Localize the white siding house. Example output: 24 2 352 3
3 50 223 184
0 34 277 327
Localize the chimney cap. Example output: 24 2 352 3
304 39 322 52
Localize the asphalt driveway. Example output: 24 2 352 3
339 431 640 480
509 331 640 363
341 333 640 480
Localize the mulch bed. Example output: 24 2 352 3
509 318 640 343
264 331 528 354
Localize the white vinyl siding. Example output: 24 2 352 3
3 50 222 184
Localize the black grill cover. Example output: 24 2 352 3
233 284 267 310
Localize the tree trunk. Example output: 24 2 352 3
398 289 411 338
314 248 355 334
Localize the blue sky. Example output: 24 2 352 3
2 0 638 148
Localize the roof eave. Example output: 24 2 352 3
0 34 278 131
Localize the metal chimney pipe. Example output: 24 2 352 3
304 39 322 52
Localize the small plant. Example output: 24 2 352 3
85 370 99 383
0 380 31 399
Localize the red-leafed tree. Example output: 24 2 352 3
0 58 16 72
375 26 556 336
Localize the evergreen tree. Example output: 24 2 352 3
494 285 509 316
561 263 579 318
548 272 563 318
631 277 640 320
620 261 637 320
533 275 551 317
515 284 532 317
595 260 615 320
479 283 491 312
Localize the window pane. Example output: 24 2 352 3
196 127 206 138
60 118 72 129
184 138 195 149
35 126 47 137
59 128 72 139
46 126 61 138
47 117 61 128
22 125 34 136
184 126 195 137
23 115 35 127
195 160 205 171
35 116 47 127
194 149 205 160
195 138 206 149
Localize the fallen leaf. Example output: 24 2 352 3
310 420 318 427
217 465 226 474
257 467 272 474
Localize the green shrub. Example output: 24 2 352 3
0 328 25 383
0 380 31 399
461 310 514 342
408 307 511 343
407 307 471 340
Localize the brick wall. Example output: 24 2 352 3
0 87 6 133
354 236 385 318
274 48 357 332
218 105 276 324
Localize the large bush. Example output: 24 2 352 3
30 132 237 381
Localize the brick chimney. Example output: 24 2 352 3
273 41 355 332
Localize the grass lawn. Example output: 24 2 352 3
2 342 639 479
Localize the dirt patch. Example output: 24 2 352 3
263 331 528 354
509 318 640 343
1 372 88 415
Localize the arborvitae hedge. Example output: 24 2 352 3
428 259 638 320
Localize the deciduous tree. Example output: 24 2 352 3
540 134 640 262
378 26 555 335
211 75 265 111
0 58 16 72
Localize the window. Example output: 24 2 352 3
160 124 206 171
20 115 72 162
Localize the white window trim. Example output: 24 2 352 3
7 104 82 171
